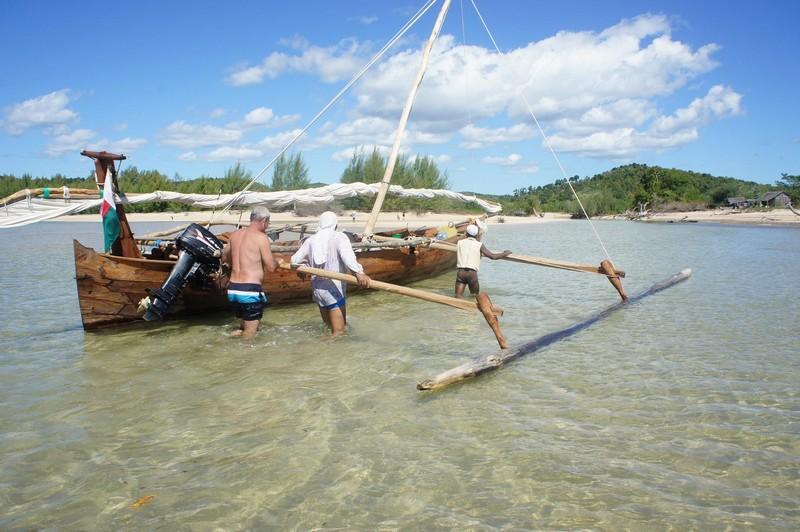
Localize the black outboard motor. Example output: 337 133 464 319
143 223 224 321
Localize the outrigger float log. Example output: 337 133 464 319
417 268 692 392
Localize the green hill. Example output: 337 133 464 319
495 164 789 217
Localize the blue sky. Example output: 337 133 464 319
1 0 798 194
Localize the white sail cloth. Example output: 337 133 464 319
0 182 502 228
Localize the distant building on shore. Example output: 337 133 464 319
759 191 791 207
727 197 749 209
728 192 791 209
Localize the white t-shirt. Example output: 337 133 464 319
291 231 364 307
456 237 482 270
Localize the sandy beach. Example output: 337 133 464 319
599 207 800 226
57 207 799 228
56 210 573 231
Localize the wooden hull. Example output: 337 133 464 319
74 227 460 330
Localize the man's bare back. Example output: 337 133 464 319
220 208 277 339
227 227 275 284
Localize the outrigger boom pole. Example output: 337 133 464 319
371 234 629 301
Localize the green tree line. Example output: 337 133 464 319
0 149 484 215
2 156 795 216
337 146 481 213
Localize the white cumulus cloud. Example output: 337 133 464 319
460 123 537 149
223 13 740 162
549 85 742 158
227 37 372 86
480 153 538 174
161 120 242 149
510 164 539 174
650 85 742 134
481 153 523 166
46 128 95 156
242 107 274 127
4 90 78 134
258 128 306 150
337 14 732 158
331 144 399 162
205 146 263 161
315 116 450 151
97 137 148 154
228 107 300 129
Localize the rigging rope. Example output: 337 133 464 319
209 0 440 225
469 0 613 262
458 0 477 171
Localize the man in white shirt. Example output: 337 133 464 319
290 211 371 336
455 224 511 298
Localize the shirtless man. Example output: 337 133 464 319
220 206 276 339
454 224 511 298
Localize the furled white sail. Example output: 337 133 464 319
0 182 502 228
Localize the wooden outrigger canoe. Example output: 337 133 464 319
73 223 465 330
63 149 477 330
64 0 619 332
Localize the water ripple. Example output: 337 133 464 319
1 221 798 529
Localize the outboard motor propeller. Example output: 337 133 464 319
142 223 224 321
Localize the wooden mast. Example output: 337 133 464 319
363 0 452 238
81 150 141 258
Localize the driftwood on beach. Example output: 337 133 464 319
417 268 692 391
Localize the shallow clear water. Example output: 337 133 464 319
1 220 798 529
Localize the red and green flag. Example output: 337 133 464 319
100 177 120 252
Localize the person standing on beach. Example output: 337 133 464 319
220 206 276 339
454 224 511 298
289 211 371 336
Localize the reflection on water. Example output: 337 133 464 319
1 221 798 529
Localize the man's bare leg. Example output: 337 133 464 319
469 279 480 296
318 306 347 336
469 278 480 296
230 320 245 337
328 307 346 336
241 319 259 339
318 306 333 332
455 281 466 298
